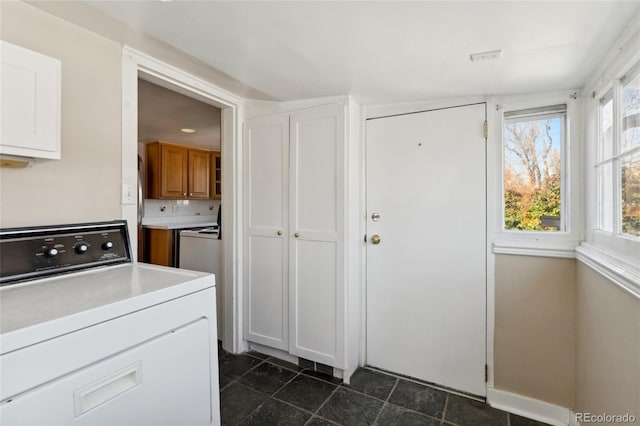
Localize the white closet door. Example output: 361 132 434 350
289 105 345 368
244 115 289 350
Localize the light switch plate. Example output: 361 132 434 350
121 183 135 205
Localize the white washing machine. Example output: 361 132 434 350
179 228 223 338
0 221 220 426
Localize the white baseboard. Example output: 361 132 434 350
486 387 572 426
569 411 580 426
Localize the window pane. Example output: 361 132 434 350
600 97 613 160
621 152 640 237
622 71 640 152
598 162 613 232
504 114 563 231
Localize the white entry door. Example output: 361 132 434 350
366 103 487 397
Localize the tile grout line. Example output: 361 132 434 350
219 355 269 424
440 393 449 426
269 368 304 397
223 382 271 425
364 365 484 402
371 376 399 425
253 361 340 425
313 382 342 416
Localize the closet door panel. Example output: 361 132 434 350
289 105 345 367
244 115 289 349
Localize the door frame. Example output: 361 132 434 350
362 96 496 390
121 47 244 353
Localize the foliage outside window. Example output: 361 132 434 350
503 105 566 232
597 65 640 238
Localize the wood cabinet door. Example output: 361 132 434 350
188 149 210 199
289 104 345 368
210 151 222 200
160 144 188 198
146 228 173 267
243 115 290 350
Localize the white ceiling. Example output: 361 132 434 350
87 1 640 104
138 79 221 150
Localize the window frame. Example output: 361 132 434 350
493 93 582 258
503 108 567 233
592 62 640 254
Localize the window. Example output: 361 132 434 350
503 105 566 232
597 65 640 239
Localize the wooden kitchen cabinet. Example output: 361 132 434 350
144 228 174 267
210 151 222 200
146 141 210 199
188 149 211 199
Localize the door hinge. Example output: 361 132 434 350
485 364 488 382
483 120 488 139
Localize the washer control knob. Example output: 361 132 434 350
44 247 59 258
75 243 89 254
102 241 114 250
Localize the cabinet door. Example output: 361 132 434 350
188 149 210 199
289 105 345 368
0 41 61 159
160 144 188 198
146 228 174 267
244 115 289 350
210 151 222 200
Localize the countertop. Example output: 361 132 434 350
141 216 218 230
143 222 218 230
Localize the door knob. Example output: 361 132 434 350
370 234 381 245
277 230 283 236
294 232 300 238
371 212 381 222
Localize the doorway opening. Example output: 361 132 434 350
121 47 243 353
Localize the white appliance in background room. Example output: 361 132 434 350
180 205 223 336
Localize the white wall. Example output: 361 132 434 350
0 2 122 227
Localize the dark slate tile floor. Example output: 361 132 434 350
218 346 552 426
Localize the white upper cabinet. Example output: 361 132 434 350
1 41 61 160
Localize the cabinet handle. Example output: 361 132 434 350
277 230 283 236
183 193 187 196
189 193 193 196
294 232 300 238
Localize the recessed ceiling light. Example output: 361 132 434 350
181 128 197 134
470 49 503 62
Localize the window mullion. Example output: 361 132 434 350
612 79 622 235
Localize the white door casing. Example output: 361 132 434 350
121 47 244 353
289 105 346 368
243 115 290 350
366 103 487 396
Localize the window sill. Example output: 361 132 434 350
575 243 640 299
492 239 577 259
